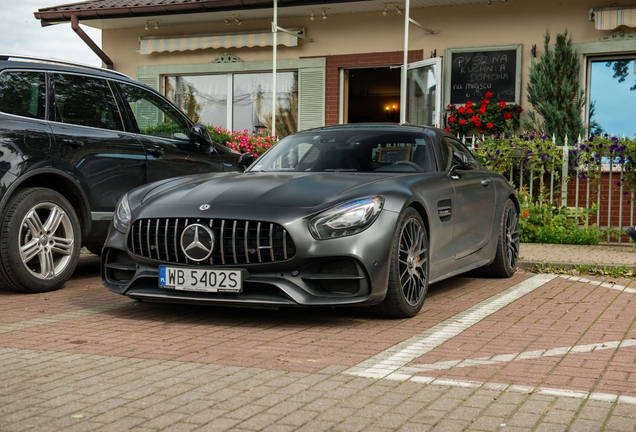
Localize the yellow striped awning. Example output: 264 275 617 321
594 6 636 30
139 29 301 55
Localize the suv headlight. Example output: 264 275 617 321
113 193 131 234
309 196 384 239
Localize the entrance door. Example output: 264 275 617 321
406 58 442 128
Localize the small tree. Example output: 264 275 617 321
524 29 586 144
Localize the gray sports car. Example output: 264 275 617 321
102 124 519 318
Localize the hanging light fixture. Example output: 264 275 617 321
382 5 388 16
322 9 328 19
310 10 315 20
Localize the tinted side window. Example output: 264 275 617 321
0 71 46 119
441 137 478 170
53 73 124 131
117 83 190 140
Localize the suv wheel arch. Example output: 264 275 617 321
0 168 92 239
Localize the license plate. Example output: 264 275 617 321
159 266 244 293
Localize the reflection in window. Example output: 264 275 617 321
164 72 298 137
118 82 189 140
53 74 123 131
0 71 46 119
588 57 636 137
233 72 298 137
165 75 227 128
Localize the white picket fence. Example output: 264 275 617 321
462 135 635 244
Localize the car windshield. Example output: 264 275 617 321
250 129 435 173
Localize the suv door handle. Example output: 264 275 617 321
146 147 164 157
62 139 84 148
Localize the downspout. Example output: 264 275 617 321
70 15 113 69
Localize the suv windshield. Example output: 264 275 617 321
250 130 435 173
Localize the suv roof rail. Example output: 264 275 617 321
0 53 130 79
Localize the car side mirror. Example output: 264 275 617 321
190 123 212 147
448 151 471 174
238 152 255 173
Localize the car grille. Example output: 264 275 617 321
128 218 296 265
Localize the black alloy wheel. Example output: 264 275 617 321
374 207 429 318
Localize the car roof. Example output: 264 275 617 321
0 54 134 83
295 123 455 140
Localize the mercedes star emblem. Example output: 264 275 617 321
180 223 215 261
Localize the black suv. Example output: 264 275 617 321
0 55 240 293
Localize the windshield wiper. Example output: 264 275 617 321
323 169 357 172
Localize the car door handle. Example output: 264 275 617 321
146 148 164 156
481 178 491 187
62 138 84 148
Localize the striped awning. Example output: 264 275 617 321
594 6 636 30
139 29 302 55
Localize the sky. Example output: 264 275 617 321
0 0 102 67
590 60 636 138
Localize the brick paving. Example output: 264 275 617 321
1 249 636 431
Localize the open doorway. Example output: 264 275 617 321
343 67 401 123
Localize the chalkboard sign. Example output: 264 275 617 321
378 147 412 163
446 45 521 105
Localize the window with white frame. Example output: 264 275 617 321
587 55 636 137
165 71 298 137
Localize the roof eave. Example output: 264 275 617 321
34 0 359 25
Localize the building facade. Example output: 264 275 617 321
35 0 636 138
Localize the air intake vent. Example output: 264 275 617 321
128 218 295 266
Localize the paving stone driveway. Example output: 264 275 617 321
1 257 635 431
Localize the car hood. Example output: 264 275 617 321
137 171 406 218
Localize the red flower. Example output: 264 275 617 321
503 112 513 120
499 101 506 109
487 122 494 129
458 106 466 114
466 101 473 108
482 99 490 106
516 106 524 113
475 121 482 128
478 129 484 134
470 115 479 123
478 107 487 115
459 119 467 125
485 91 494 98
467 108 473 114
449 115 456 123
444 127 451 133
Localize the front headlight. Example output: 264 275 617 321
113 193 131 234
309 196 384 239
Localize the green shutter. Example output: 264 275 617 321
298 67 325 131
136 74 160 90
134 74 161 129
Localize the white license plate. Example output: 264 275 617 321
159 266 243 293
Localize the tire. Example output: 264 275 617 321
373 208 429 318
474 199 519 278
85 244 103 256
0 188 81 293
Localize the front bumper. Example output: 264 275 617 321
101 210 400 308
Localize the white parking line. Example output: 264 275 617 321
404 376 636 406
344 274 558 380
559 275 636 294
399 338 636 373
0 301 136 334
